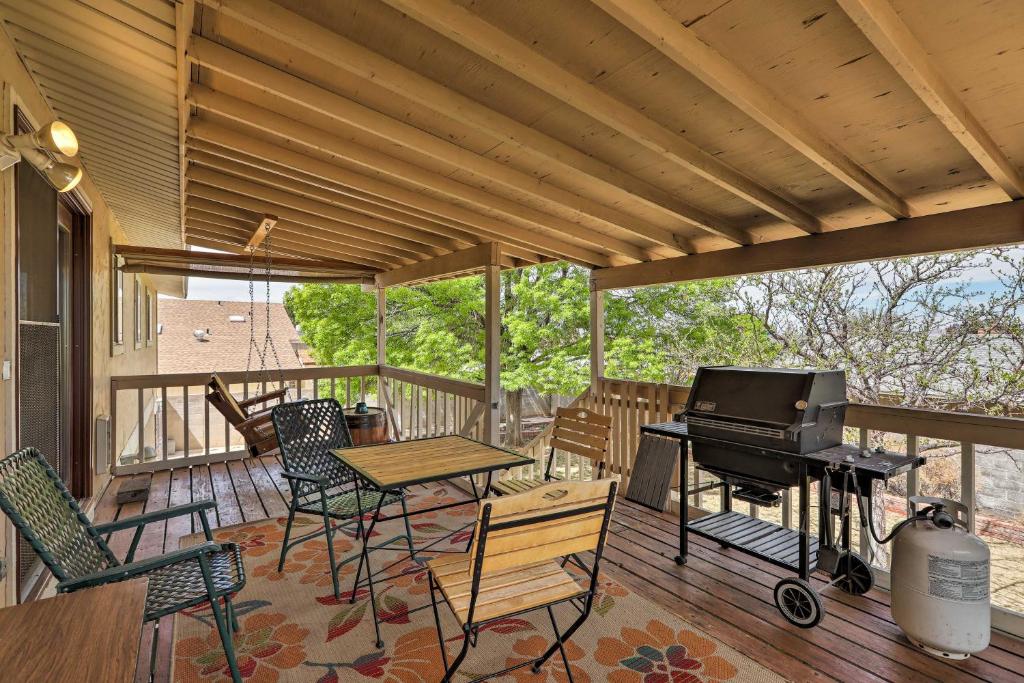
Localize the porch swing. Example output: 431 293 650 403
206 224 290 457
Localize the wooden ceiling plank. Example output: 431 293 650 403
187 165 455 256
380 0 821 234
594 0 909 218
187 122 558 263
837 0 1024 200
189 36 685 255
246 214 277 251
185 180 428 264
187 147 476 249
190 0 745 245
592 200 1024 291
186 89 615 267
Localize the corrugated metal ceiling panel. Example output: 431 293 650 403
0 0 182 249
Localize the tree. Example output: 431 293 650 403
737 250 1024 412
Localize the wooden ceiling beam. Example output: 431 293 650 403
186 122 557 263
246 214 276 251
838 0 1024 200
184 220 394 267
115 244 372 273
187 147 475 250
185 219 393 268
186 89 616 267
382 0 821 234
187 165 449 258
185 182 418 266
190 0 745 245
189 37 685 255
592 200 1024 291
376 243 501 288
186 47 663 259
594 0 909 219
123 262 374 285
189 144 543 266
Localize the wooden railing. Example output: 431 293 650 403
378 365 486 441
109 364 485 474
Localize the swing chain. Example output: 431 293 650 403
243 225 289 400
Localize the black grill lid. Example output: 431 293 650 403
683 366 846 428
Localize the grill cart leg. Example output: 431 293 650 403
797 464 812 581
675 438 688 565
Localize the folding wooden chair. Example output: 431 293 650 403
490 407 612 496
206 373 286 456
427 479 617 682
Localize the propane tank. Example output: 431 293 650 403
890 496 990 659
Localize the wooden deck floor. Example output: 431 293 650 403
93 456 1024 683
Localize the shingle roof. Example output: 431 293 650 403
158 299 305 374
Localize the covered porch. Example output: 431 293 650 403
0 1 1023 682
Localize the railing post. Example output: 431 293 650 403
376 286 386 368
906 434 918 516
483 255 500 445
589 284 604 398
961 441 976 532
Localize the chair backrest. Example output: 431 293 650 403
550 407 612 465
207 373 246 426
271 398 354 495
469 479 616 577
0 448 117 583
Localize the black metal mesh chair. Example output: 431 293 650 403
0 448 246 682
271 398 413 599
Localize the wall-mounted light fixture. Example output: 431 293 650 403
0 120 83 193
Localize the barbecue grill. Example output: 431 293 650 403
641 366 925 628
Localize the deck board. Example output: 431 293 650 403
92 458 1024 683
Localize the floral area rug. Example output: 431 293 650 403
173 484 784 683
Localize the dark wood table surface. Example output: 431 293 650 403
0 578 148 682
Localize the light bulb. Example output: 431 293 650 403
40 121 78 157
44 162 82 193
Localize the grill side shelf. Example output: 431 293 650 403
688 511 819 572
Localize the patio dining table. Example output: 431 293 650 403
331 434 533 646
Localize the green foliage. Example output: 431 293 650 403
284 262 765 400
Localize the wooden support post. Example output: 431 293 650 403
376 287 386 367
589 284 604 397
483 247 501 445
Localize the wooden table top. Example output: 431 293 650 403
332 435 533 489
0 578 148 683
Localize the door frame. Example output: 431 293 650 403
60 194 92 499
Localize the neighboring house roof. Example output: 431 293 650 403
158 300 305 375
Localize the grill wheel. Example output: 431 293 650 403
774 578 824 628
